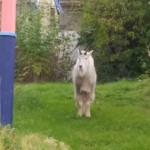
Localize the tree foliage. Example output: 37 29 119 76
80 0 150 82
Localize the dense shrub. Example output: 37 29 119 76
16 1 73 82
80 0 150 82
0 126 19 150
0 126 69 150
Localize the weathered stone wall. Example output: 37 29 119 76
59 0 81 32
60 0 81 7
59 6 81 32
59 1 81 62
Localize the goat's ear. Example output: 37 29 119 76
88 50 94 55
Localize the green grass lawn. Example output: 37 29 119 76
14 78 150 150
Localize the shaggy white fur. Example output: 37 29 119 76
72 50 97 117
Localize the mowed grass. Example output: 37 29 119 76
14 78 150 150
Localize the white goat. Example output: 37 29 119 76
72 50 97 117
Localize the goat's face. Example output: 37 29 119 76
77 50 93 77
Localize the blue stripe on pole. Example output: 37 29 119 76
0 34 16 126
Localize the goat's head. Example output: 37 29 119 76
77 50 93 77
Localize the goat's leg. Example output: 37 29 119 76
84 100 92 117
82 102 86 116
77 100 84 117
76 95 84 117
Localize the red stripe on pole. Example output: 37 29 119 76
1 0 16 32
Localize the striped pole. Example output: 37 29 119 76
0 0 16 126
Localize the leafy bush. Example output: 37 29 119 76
0 126 70 150
0 126 20 150
20 134 69 150
80 0 150 82
16 1 73 82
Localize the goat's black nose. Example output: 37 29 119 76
79 65 82 69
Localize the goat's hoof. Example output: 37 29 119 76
77 112 83 117
85 113 91 118
77 114 83 118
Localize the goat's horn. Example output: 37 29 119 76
84 51 87 55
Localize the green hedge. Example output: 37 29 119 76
80 0 150 82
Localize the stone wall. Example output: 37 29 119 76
59 1 82 63
59 7 81 32
59 0 81 31
60 0 81 7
